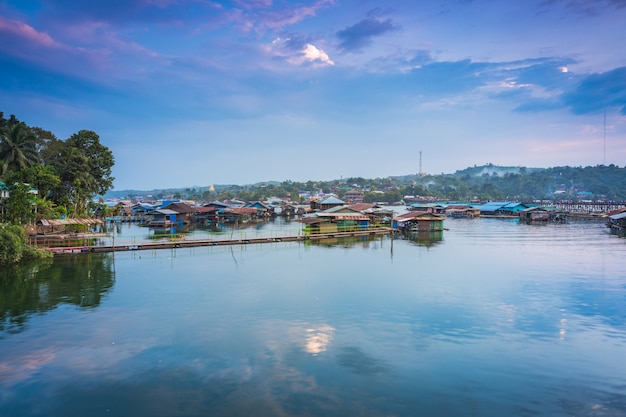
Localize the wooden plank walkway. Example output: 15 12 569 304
48 228 397 254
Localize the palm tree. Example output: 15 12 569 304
0 122 39 176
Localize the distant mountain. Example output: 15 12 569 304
451 164 544 177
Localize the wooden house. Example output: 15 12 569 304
445 205 480 218
148 209 179 227
280 204 309 216
393 211 445 232
362 207 395 226
406 203 446 214
519 206 566 223
473 201 529 216
35 218 102 235
245 201 275 217
310 196 346 211
161 202 195 224
344 189 364 203
607 211 626 234
194 206 218 224
220 207 258 223
301 212 370 234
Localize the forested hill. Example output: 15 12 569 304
409 164 626 201
106 164 626 203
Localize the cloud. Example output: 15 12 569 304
0 16 62 50
562 67 626 115
336 17 396 52
545 0 626 16
302 43 334 66
268 36 334 68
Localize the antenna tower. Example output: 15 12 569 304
419 150 423 176
603 111 606 165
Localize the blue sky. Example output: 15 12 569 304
1 0 625 190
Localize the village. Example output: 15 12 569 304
27 190 626 252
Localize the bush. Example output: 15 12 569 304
0 223 26 265
22 244 54 261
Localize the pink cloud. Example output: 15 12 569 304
0 16 61 49
263 0 335 30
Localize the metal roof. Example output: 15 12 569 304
318 196 346 205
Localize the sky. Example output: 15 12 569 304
1 0 625 191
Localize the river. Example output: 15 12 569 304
1 217 625 417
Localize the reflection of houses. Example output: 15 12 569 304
393 211 445 232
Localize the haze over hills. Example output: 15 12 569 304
103 164 626 202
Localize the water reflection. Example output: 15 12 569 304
400 230 444 247
0 254 115 336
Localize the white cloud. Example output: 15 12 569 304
302 43 334 66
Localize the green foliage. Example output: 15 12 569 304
0 254 112 334
22 244 54 261
1 113 115 219
3 183 36 224
0 121 38 176
0 223 26 265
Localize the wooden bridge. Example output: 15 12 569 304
48 228 398 254
550 201 626 214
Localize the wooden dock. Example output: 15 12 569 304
48 228 397 254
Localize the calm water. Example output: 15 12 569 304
1 218 625 417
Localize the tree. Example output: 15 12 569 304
0 122 39 176
6 165 60 201
3 183 37 224
66 130 115 196
51 131 115 217
0 223 26 264
53 146 94 216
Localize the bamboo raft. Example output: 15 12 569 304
48 228 398 254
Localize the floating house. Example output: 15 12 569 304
519 206 566 223
445 205 480 218
148 209 179 227
280 204 309 216
310 196 346 211
219 207 258 223
161 202 195 224
393 211 445 232
35 218 103 235
607 211 626 234
301 212 370 234
406 202 446 214
473 201 530 216
244 201 275 217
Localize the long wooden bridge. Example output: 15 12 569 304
550 201 626 214
48 228 398 254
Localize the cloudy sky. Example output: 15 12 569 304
1 0 625 190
